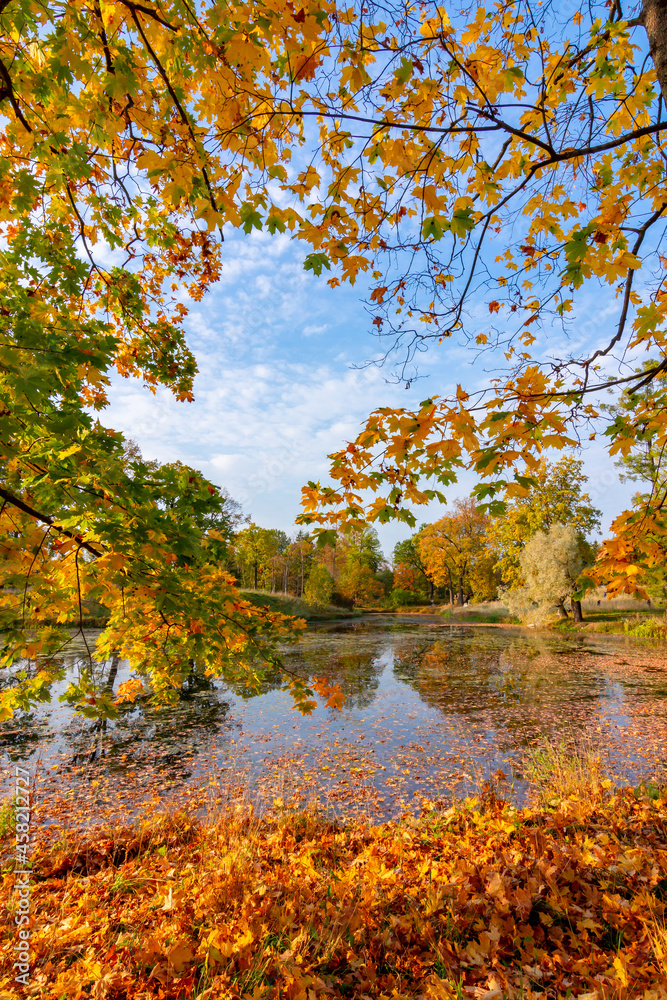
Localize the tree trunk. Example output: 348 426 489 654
644 1 667 100
571 598 584 623
446 566 453 605
104 654 119 694
428 577 434 601
253 562 258 589
300 550 304 596
458 574 464 606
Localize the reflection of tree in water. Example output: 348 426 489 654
1 651 240 782
70 658 239 779
392 631 610 749
0 714 51 761
321 650 384 710
281 637 386 711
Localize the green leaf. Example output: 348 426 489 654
239 206 263 233
421 217 444 241
304 253 331 275
394 57 413 85
450 207 475 238
514 474 537 489
266 215 286 234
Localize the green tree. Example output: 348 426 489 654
233 524 277 590
393 536 433 601
292 532 314 597
303 564 334 609
488 457 601 591
339 526 385 573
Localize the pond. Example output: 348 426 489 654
2 617 666 829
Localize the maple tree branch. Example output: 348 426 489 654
130 9 222 238
582 202 667 371
516 363 667 402
0 55 32 132
444 215 491 334
252 98 667 158
66 186 97 268
94 3 116 76
542 121 667 160
116 0 177 31
628 356 667 391
0 487 103 559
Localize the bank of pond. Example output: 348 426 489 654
1 778 666 998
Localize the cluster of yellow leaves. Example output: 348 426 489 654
3 786 667 998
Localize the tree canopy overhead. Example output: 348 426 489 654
289 0 667 599
4 0 667 716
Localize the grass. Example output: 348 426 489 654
345 596 667 635
550 607 667 637
645 894 667 981
440 608 519 624
3 775 667 998
523 738 605 805
594 612 667 638
239 589 362 621
389 602 519 624
0 797 15 838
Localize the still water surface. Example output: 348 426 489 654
2 617 666 825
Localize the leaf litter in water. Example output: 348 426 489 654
2 622 667 831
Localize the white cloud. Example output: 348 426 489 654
100 229 641 560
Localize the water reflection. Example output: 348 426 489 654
392 630 613 746
1 617 666 824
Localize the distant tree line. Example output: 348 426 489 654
229 439 667 623
231 523 390 609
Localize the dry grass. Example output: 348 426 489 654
523 738 605 804
643 892 667 984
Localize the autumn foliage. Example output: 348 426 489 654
4 1 667 706
2 785 667 998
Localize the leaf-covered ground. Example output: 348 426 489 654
2 785 667 999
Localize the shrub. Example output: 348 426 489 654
390 588 421 607
303 565 334 608
623 615 667 638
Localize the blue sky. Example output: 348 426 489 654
102 227 638 564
